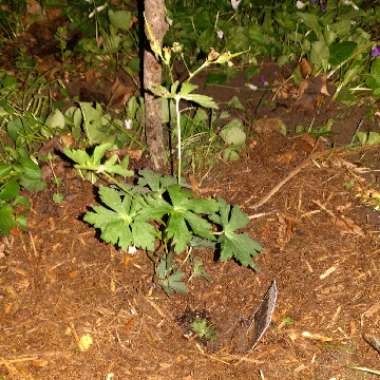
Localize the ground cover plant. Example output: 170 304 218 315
1 0 380 379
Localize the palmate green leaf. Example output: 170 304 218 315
93 143 113 165
79 102 113 145
84 186 157 251
179 82 198 96
63 147 91 167
180 93 218 109
165 185 218 253
64 144 132 179
211 200 262 269
168 185 219 214
138 169 177 192
102 155 134 177
219 232 262 269
166 212 193 253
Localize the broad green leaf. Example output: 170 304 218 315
164 185 218 253
63 148 91 167
132 221 156 251
166 211 193 253
64 144 132 179
84 187 157 251
356 131 380 146
93 143 113 165
220 119 246 146
181 93 218 109
329 41 357 66
225 205 249 235
45 109 65 130
98 186 125 213
367 132 380 145
7 117 23 143
330 19 351 37
167 185 219 214
138 169 177 192
297 12 323 41
79 102 113 145
0 180 19 201
0 205 16 235
179 82 198 96
371 58 380 76
108 10 132 32
103 155 133 177
219 232 262 269
17 151 46 192
211 201 262 268
183 211 214 240
310 40 329 69
223 147 240 161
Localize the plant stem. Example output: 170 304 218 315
175 95 181 185
103 172 133 194
187 61 210 82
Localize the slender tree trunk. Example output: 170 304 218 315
143 0 168 171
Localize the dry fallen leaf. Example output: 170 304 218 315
299 58 312 78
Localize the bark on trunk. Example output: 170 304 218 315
143 0 168 171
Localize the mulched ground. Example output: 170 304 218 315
2 124 380 379
2 13 380 379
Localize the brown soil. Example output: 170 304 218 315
2 23 380 380
2 131 380 379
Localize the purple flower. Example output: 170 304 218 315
309 0 327 11
371 45 380 58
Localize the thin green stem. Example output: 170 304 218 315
102 172 133 194
175 95 182 185
187 61 210 82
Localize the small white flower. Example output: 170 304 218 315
128 246 137 255
231 0 242 11
124 118 132 130
216 30 224 39
296 1 306 9
166 16 173 26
